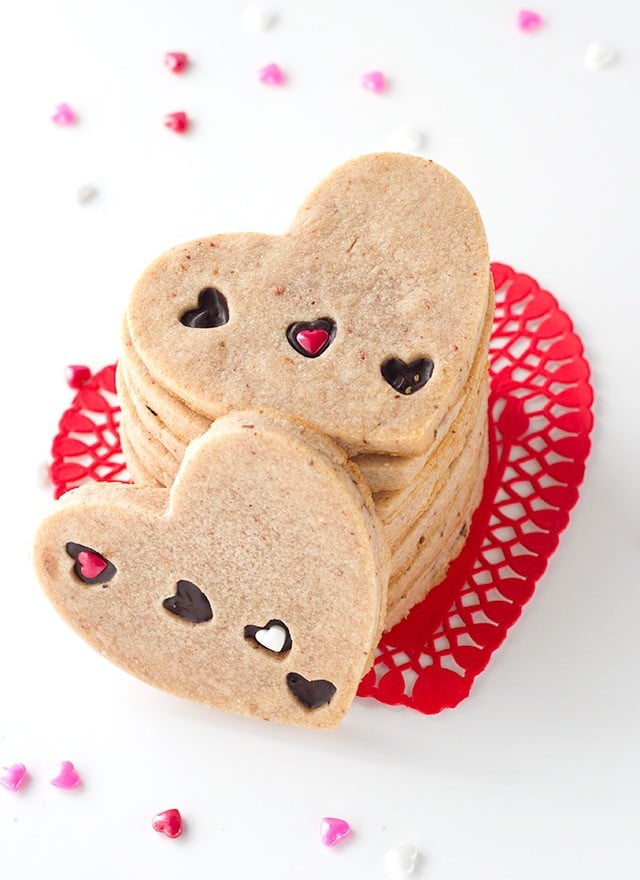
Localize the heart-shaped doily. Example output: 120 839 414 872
48 263 593 715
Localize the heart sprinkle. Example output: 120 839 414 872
76 184 97 205
164 52 188 73
516 10 543 32
286 319 336 358
387 125 424 153
320 817 351 847
66 543 116 585
243 5 275 32
65 364 92 389
164 111 189 134
258 62 285 86
38 461 52 489
51 103 76 126
244 619 292 653
385 842 419 878
152 808 183 839
585 42 617 70
50 761 81 790
297 329 329 356
77 551 106 579
361 70 387 94
0 764 28 792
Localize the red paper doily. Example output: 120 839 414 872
49 264 593 715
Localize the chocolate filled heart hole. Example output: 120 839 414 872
381 356 434 395
286 318 336 358
286 672 336 709
163 579 213 623
180 287 229 329
66 542 116 585
244 619 292 654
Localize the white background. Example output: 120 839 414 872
1 1 638 878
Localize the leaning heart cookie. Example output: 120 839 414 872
34 411 388 728
127 153 490 457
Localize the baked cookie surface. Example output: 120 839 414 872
34 411 387 728
127 153 490 456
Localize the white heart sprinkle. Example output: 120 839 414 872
37 460 51 489
255 624 287 653
242 5 275 32
387 126 424 153
385 842 419 879
585 42 617 70
76 184 97 204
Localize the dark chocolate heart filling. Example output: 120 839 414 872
163 579 213 623
381 357 434 394
286 672 336 709
180 288 229 328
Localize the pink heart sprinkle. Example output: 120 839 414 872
0 764 28 792
297 329 329 356
320 817 351 847
51 103 77 126
164 111 189 134
50 761 81 790
77 551 107 580
152 808 183 839
164 51 188 74
258 63 286 86
517 9 543 32
361 70 387 94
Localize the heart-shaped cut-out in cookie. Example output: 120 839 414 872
127 154 490 457
180 287 229 328
286 672 336 709
35 410 386 728
381 357 434 395
286 319 336 358
163 579 213 623
66 542 116 584
244 619 292 653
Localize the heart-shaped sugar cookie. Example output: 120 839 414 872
127 153 490 457
34 411 387 728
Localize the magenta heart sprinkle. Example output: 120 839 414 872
51 103 76 125
0 763 28 792
50 760 81 790
320 816 351 847
258 63 285 86
361 70 387 93
517 9 543 32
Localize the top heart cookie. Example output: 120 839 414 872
34 410 387 728
127 153 490 457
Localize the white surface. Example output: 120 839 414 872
1 1 639 877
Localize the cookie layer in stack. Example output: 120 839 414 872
117 153 493 631
35 410 389 728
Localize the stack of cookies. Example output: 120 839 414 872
116 153 492 630
34 154 492 728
